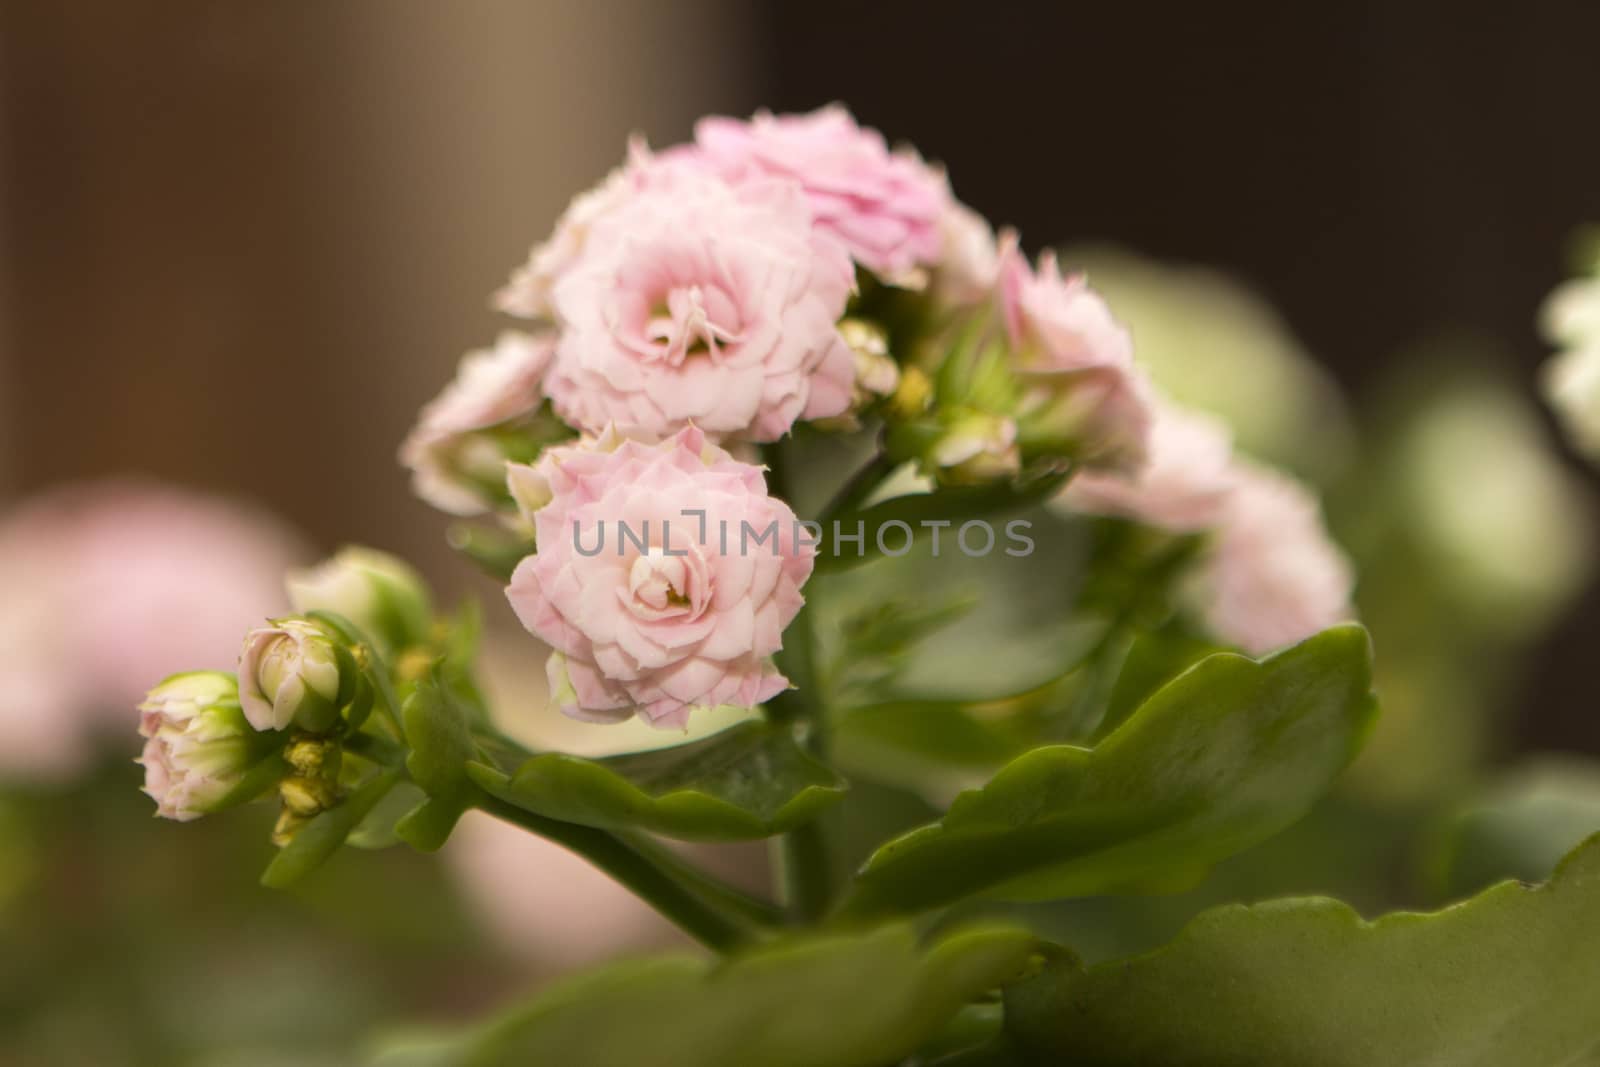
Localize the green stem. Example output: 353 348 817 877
768 604 835 923
477 797 755 951
775 813 833 923
820 447 899 525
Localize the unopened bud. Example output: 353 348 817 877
287 546 433 653
928 412 1022 485
137 672 276 822
238 619 346 733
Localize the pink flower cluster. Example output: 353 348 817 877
488 107 959 447
1060 400 1353 653
505 427 811 728
400 105 1328 727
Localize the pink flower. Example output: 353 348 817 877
1058 399 1236 532
544 167 855 442
691 105 950 283
933 200 1001 306
999 238 1153 472
505 427 813 728
495 139 694 321
1189 461 1354 654
400 331 556 516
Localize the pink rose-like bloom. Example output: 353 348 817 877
691 105 950 283
505 426 812 728
544 168 855 443
1189 461 1354 655
400 331 556 516
1058 399 1236 532
495 139 694 321
999 239 1153 472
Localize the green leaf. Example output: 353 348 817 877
811 509 1104 705
465 720 846 842
346 781 428 850
1004 833 1600 1067
838 625 1377 918
1427 756 1600 899
835 698 1044 772
1097 626 1222 740
370 923 1036 1067
396 681 481 851
261 769 401 888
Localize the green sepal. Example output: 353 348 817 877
210 750 290 813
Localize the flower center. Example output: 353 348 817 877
646 284 742 365
623 545 711 623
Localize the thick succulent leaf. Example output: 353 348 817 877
1429 756 1600 899
835 698 1045 772
1096 626 1222 740
465 720 846 842
370 923 1035 1067
1004 833 1600 1067
261 769 401 888
838 625 1377 918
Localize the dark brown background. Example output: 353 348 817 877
3 0 1597 753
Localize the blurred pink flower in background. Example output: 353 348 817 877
998 240 1153 472
1059 399 1237 533
1188 462 1354 655
444 811 681 971
0 481 306 782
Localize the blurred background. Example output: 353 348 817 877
4 1 1600 1063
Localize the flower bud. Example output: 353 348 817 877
137 672 275 821
812 319 901 431
238 619 346 733
286 546 433 653
926 411 1021 485
889 365 934 420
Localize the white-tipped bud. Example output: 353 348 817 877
928 412 1021 485
238 619 345 733
137 672 273 821
812 319 901 431
286 546 432 653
